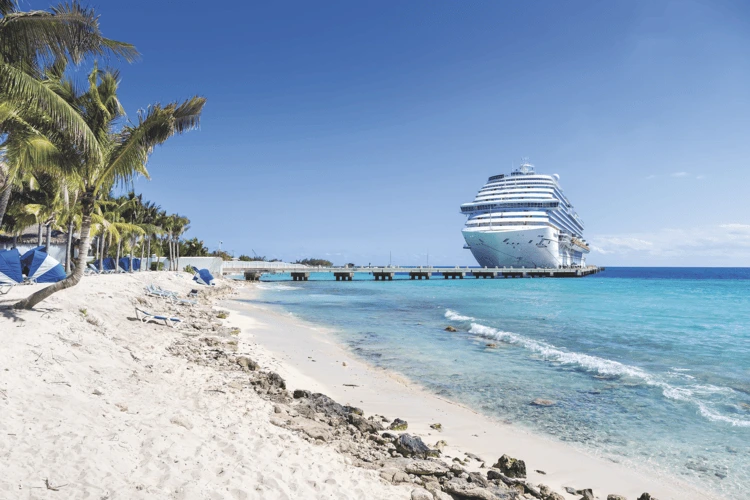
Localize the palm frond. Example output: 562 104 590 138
0 61 102 162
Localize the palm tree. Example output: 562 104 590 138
14 67 205 309
0 1 137 226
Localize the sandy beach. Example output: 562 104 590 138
0 274 720 499
0 274 410 499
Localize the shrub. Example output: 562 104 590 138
150 261 164 271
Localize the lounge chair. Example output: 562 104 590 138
0 283 13 295
191 266 216 286
135 307 182 328
145 284 177 299
86 263 101 275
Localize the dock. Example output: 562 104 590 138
220 263 605 281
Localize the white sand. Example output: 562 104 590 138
0 273 410 499
222 285 722 500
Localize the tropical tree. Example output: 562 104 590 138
13 66 205 309
0 1 137 226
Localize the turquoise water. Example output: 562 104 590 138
245 268 750 498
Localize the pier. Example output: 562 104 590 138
226 263 605 281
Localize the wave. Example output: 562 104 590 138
256 283 296 291
466 321 750 428
445 309 475 321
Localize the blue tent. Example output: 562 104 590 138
119 257 143 271
0 248 23 285
192 266 215 285
102 257 116 271
20 248 66 283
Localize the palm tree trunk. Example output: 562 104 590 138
146 236 151 271
65 221 74 274
116 240 121 271
129 235 134 272
168 233 173 271
0 183 11 228
98 235 104 271
37 223 43 246
175 237 180 272
15 192 95 309
45 224 52 253
139 236 145 272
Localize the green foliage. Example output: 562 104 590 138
294 258 333 267
150 261 164 271
180 237 208 257
238 254 280 262
212 250 233 261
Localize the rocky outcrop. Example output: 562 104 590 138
389 418 408 431
405 460 450 476
607 495 627 500
445 326 458 332
638 494 659 500
236 355 259 371
396 434 439 459
492 454 526 478
530 398 556 407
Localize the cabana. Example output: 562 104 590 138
20 247 67 283
0 248 23 293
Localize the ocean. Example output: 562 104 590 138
244 268 750 498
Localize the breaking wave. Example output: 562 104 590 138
445 309 475 321
464 319 750 428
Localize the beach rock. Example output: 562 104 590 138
530 398 556 407
638 494 658 500
485 468 503 481
467 472 490 488
406 461 450 476
442 479 496 500
307 393 347 417
348 413 382 434
430 423 443 431
607 495 627 500
445 326 458 332
492 454 526 478
579 489 594 500
382 432 398 440
431 491 454 500
539 485 565 500
396 434 439 459
293 389 311 399
344 405 364 416
434 440 448 450
485 343 498 348
392 471 411 484
411 488 433 500
389 418 409 431
267 372 286 389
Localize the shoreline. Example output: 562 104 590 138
223 284 721 500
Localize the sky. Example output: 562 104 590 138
66 0 750 266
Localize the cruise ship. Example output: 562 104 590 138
460 159 589 268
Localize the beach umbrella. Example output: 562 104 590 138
20 248 67 283
119 257 130 271
102 257 116 271
0 248 23 285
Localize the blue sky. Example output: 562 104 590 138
85 0 750 266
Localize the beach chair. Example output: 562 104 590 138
0 283 13 295
191 266 216 286
135 307 182 328
144 284 178 300
86 263 101 275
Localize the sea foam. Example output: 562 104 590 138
445 309 475 321
464 319 750 428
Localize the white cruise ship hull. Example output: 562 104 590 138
463 226 564 268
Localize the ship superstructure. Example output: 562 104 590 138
460 159 589 268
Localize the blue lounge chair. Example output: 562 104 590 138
191 266 215 286
135 307 182 328
86 263 101 275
